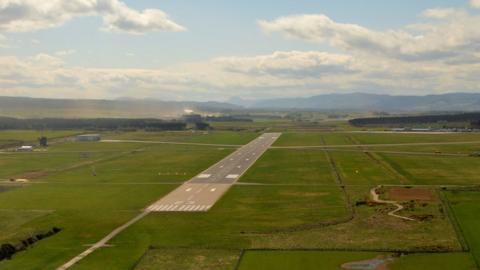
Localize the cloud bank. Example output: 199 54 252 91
0 4 479 100
0 0 185 34
259 10 480 62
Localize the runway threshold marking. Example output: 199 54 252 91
148 133 280 213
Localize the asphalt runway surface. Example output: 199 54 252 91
146 132 281 212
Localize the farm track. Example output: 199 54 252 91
370 186 415 221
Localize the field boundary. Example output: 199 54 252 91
437 188 480 269
129 245 153 270
437 189 470 252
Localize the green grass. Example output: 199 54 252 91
237 250 476 270
0 130 81 142
70 184 348 269
0 183 176 270
44 144 234 184
274 132 351 146
377 154 480 185
447 191 480 267
1 129 478 269
0 210 52 242
134 248 240 270
103 130 258 145
274 132 480 146
352 132 480 145
240 149 335 185
331 151 401 185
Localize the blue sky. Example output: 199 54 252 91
0 0 479 100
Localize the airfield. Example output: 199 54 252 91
1 124 480 270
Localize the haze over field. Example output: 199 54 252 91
0 0 479 102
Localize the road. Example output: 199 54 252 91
56 133 280 269
146 133 281 212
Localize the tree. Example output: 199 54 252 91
38 136 48 147
0 243 16 260
195 122 210 130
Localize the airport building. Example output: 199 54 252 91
17 145 33 152
76 134 101 142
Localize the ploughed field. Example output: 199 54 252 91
0 129 480 269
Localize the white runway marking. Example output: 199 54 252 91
210 188 216 192
186 188 192 192
226 174 239 179
197 174 211 178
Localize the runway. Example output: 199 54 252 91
146 133 281 212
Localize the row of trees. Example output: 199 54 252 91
0 117 187 130
0 227 61 261
350 112 480 126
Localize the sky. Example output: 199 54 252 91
0 0 479 101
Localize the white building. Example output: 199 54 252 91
17 145 33 152
76 134 101 142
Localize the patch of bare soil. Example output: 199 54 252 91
389 187 434 201
13 170 49 180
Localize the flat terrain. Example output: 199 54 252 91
0 128 480 269
237 251 477 270
147 133 280 212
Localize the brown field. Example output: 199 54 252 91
389 187 435 201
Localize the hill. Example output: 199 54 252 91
0 96 239 118
230 93 480 112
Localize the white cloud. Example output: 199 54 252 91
422 8 466 19
259 11 480 61
0 5 479 100
471 0 480 8
1 50 479 100
0 0 185 34
214 51 355 78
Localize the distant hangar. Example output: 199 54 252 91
76 134 101 142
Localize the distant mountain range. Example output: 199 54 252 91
229 93 480 112
0 96 239 118
1 93 479 118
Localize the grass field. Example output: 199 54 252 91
237 250 477 270
0 130 81 142
134 248 240 270
103 130 258 145
274 132 480 146
447 190 480 267
240 149 335 185
1 129 480 269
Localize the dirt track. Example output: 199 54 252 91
370 186 415 221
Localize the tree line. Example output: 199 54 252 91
0 117 187 130
349 112 480 127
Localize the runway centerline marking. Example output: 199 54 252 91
146 133 280 214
